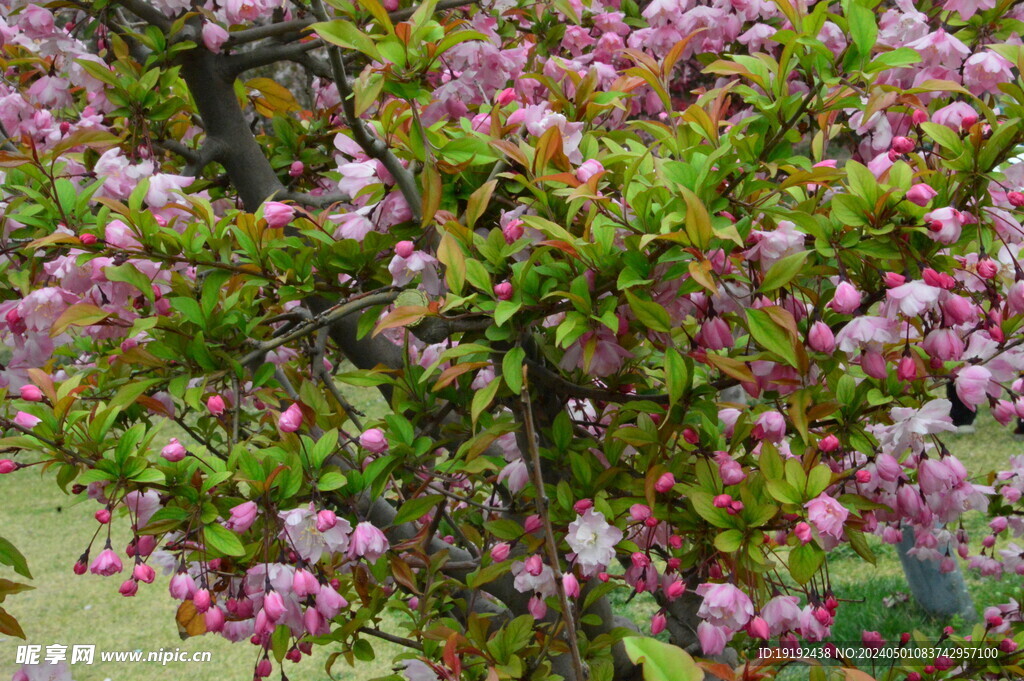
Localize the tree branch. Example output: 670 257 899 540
308 0 422 222
225 38 325 76
114 0 171 30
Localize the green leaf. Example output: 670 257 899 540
471 377 500 426
311 20 382 61
105 263 154 302
760 250 810 292
317 470 347 491
623 637 704 681
624 290 671 333
746 308 799 368
846 1 877 60
920 122 964 155
789 542 824 585
393 495 444 525
203 523 246 557
0 537 31 579
714 529 743 552
502 347 525 395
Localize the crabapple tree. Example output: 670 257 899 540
2 0 1024 679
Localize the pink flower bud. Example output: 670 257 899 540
494 282 514 301
13 411 41 429
666 580 685 600
563 572 580 598
359 428 388 453
293 569 320 597
528 594 547 619
713 494 732 508
794 521 812 544
906 183 938 207
818 434 840 452
263 590 286 623
747 616 770 639
193 588 212 613
651 612 667 635
201 21 229 52
573 498 594 513
807 321 835 353
262 201 294 229
502 218 525 244
524 554 544 576
73 560 87 575
278 402 303 433
133 563 155 583
80 232 97 245
1008 191 1024 207
491 542 511 562
828 281 862 314
303 606 324 636
496 88 516 106
205 606 225 632
169 572 196 600
855 470 872 484
161 437 187 462
728 500 744 514
206 395 225 416
577 159 604 183
629 504 652 521
524 515 543 534
119 579 138 597
0 460 16 474
891 137 915 154
95 509 111 524
961 114 978 129
256 658 272 678
654 472 676 493
897 356 918 382
977 259 999 279
289 161 305 177
395 240 415 258
883 272 906 287
912 109 928 125
1000 639 1018 653
316 509 338 532
19 384 43 401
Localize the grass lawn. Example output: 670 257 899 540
1 396 1022 680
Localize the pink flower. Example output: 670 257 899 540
502 218 524 244
807 321 835 353
805 493 848 540
19 384 43 401
697 317 732 350
263 590 286 622
931 102 977 131
19 4 56 38
924 206 964 244
752 411 786 443
955 365 992 409
907 29 970 70
161 437 186 462
906 183 938 207
923 329 964 361
697 621 729 655
528 594 547 619
133 563 155 583
359 428 388 453
577 159 604 183
206 394 225 416
13 411 41 429
566 509 623 575
651 612 667 635
794 521 813 544
225 501 259 532
262 201 294 229
278 403 303 433
963 51 1013 95
201 22 229 53
316 582 348 618
494 282 514 301
944 0 997 19
90 548 123 576
347 521 389 562
762 595 802 636
828 281 862 314
886 281 940 317
205 607 226 632
119 579 138 597
0 460 15 474
654 472 675 493
696 582 754 630
193 588 211 613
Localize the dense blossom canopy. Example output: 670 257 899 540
1 0 1024 678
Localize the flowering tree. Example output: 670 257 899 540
3 0 1024 678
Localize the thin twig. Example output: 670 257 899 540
519 372 586 681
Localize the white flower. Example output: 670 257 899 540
511 559 556 596
278 503 352 563
565 509 622 575
877 399 957 456
885 281 941 317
